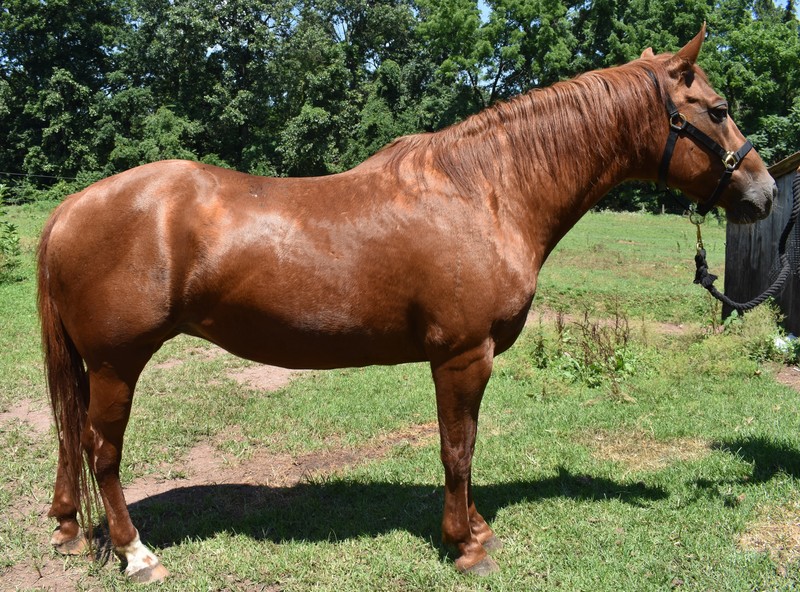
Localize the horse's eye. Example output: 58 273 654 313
709 105 728 123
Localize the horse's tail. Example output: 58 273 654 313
37 209 95 538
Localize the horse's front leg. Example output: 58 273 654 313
431 341 499 575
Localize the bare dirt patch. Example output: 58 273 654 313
583 430 712 472
0 398 52 435
222 576 283 592
775 365 800 392
1 555 91 591
738 501 800 572
227 364 303 392
152 345 304 392
126 421 439 505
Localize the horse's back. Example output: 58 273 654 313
40 158 535 369
40 161 433 367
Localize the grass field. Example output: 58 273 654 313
1 203 798 591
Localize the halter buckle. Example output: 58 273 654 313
723 151 740 171
670 113 687 131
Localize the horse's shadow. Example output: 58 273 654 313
679 436 800 507
127 438 800 551
128 466 666 551
712 436 800 483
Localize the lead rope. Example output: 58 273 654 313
692 169 800 312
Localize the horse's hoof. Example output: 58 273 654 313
117 530 167 583
457 555 500 576
127 562 169 584
482 535 504 552
50 529 88 556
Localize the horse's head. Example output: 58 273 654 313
641 25 775 223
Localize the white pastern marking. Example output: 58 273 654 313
116 531 160 575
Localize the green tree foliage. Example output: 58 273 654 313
705 0 800 163
0 0 797 208
0 0 124 188
487 0 578 93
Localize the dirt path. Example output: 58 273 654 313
125 421 438 505
775 365 800 391
527 307 692 337
0 398 52 435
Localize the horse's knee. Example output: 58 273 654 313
440 445 473 480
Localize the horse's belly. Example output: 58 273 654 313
186 302 426 369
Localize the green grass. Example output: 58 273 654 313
537 210 728 324
1 205 798 591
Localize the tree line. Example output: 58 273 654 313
1 0 798 208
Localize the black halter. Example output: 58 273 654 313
649 72 753 216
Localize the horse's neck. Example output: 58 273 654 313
473 92 657 262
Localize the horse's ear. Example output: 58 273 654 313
640 47 655 59
673 23 706 66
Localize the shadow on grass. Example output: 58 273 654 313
712 436 800 483
128 466 666 551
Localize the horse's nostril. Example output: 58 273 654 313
772 184 778 200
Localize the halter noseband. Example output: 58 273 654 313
648 71 753 216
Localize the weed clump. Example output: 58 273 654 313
529 303 639 401
723 303 800 365
0 187 21 283
678 300 800 380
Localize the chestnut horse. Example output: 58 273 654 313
38 27 774 582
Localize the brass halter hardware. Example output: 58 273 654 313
647 70 753 218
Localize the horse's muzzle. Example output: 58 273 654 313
728 181 775 224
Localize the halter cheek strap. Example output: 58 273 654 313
649 71 753 216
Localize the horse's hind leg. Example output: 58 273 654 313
49 442 88 554
83 355 168 583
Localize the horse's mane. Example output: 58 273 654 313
380 57 675 198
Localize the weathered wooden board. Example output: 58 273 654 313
724 152 800 333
